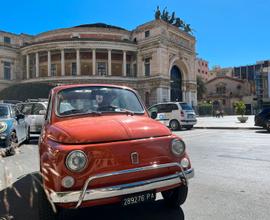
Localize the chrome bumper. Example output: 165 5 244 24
50 163 194 208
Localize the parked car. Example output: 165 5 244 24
17 100 48 133
0 103 30 156
148 102 197 131
38 84 194 219
255 107 270 132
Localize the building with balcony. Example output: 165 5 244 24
205 76 256 114
0 20 197 107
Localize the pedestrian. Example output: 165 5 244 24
220 109 224 118
215 110 220 118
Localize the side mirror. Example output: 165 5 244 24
39 110 46 115
16 113 25 120
151 112 157 119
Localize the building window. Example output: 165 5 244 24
97 62 107 76
216 86 226 94
198 69 200 73
51 64 57 76
3 61 11 80
133 63 137 77
126 64 131 77
71 63 77 76
144 58 150 76
145 30 150 38
4 36 11 44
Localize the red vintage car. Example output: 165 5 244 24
38 84 194 219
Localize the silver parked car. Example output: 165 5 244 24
17 100 47 133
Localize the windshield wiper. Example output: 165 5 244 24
88 111 102 116
117 108 134 116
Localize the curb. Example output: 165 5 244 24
194 126 262 130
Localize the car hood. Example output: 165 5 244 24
47 115 172 144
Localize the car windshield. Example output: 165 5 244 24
0 106 9 117
56 86 144 116
179 103 193 111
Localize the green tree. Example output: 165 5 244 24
234 101 246 116
197 76 206 101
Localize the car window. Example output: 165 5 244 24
20 103 33 115
56 86 144 116
179 103 193 111
148 105 158 113
33 103 46 115
0 106 9 118
158 104 173 113
45 95 52 122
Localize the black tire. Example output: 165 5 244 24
185 125 193 130
7 131 17 156
24 127 30 144
169 120 180 131
266 122 270 133
38 186 63 220
162 186 188 207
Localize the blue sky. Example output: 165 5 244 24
1 0 269 68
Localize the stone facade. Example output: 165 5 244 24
0 20 197 107
205 76 256 114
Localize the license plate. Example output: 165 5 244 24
188 114 194 118
122 190 156 206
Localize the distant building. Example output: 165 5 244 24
195 58 209 81
233 60 270 109
0 20 197 107
209 60 270 110
205 76 256 114
209 66 233 78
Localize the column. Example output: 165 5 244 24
108 49 112 76
61 50 65 76
47 51 51 77
35 52 39 77
136 53 140 77
26 54 30 79
76 49 81 75
92 49 96 75
123 51 126 76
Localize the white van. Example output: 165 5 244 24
148 102 197 130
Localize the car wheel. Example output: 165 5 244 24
169 120 180 131
162 185 188 207
38 184 63 220
8 131 18 156
24 127 30 144
185 125 193 130
266 122 270 133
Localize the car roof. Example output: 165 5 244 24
150 102 187 106
0 103 14 107
51 84 137 94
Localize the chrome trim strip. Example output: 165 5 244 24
49 163 194 208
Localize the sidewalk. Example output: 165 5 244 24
194 115 259 129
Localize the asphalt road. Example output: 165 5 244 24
0 129 270 220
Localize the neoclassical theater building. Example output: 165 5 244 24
0 19 197 107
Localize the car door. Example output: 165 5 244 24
19 103 34 132
11 106 26 142
32 103 46 132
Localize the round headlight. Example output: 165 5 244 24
66 150 87 172
171 139 185 156
0 122 8 133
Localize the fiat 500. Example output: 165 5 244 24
38 84 194 219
